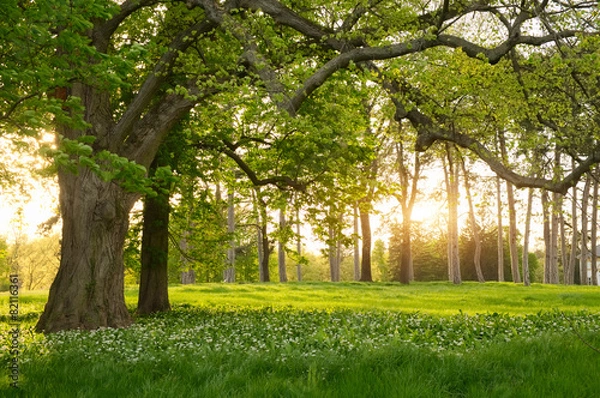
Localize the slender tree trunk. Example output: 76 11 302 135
506 180 522 283
180 232 195 284
580 176 591 285
328 225 340 282
498 130 521 284
359 203 373 282
36 170 136 333
460 155 485 283
548 191 560 284
444 144 461 284
138 157 171 315
566 177 577 285
296 206 302 282
542 190 556 284
591 174 599 285
224 190 235 283
496 177 505 282
254 190 271 282
559 205 568 283
399 219 413 284
353 204 360 281
278 208 288 282
522 187 534 286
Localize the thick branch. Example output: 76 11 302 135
112 20 217 150
221 141 305 191
408 106 600 194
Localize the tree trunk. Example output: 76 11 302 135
224 190 235 283
542 190 556 284
359 203 373 282
254 190 270 282
496 176 505 282
353 204 360 281
444 144 461 284
296 206 302 282
506 180 522 283
460 155 485 283
36 170 136 333
591 174 598 285
138 158 171 315
394 138 420 284
547 191 560 284
580 176 591 285
522 187 534 286
278 208 288 282
328 225 340 282
399 219 413 284
566 174 577 285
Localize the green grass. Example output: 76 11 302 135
161 281 600 315
1 282 599 397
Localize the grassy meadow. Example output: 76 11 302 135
1 282 599 397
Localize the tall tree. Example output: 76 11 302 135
137 156 171 315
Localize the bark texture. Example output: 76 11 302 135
36 170 137 333
137 158 171 315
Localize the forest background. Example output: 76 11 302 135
0 0 598 333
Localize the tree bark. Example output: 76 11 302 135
353 204 361 281
359 203 373 282
591 173 599 285
506 180 522 283
328 224 340 282
296 206 302 282
580 176 591 285
496 176 505 282
443 144 461 284
460 155 485 283
36 170 137 333
566 173 577 285
138 158 171 315
394 138 420 284
278 208 288 282
224 190 235 283
522 187 533 286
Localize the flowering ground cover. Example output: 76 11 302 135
1 282 599 397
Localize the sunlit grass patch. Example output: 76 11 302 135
1 282 600 396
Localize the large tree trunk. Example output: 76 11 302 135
138 157 171 315
359 203 373 282
36 170 137 333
